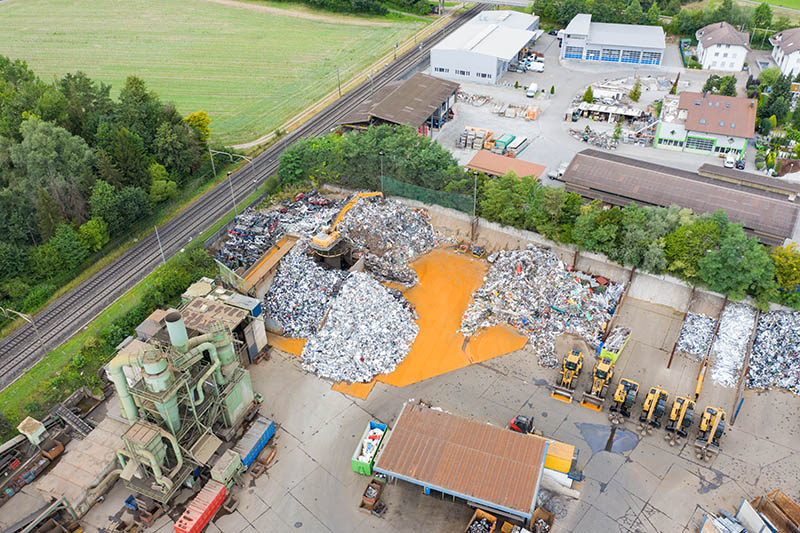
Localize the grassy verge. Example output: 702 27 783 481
0 179 270 439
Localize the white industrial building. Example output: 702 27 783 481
430 10 539 85
770 27 800 78
558 14 665 66
695 22 749 71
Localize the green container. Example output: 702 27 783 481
351 421 387 475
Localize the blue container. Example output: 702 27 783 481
233 416 275 469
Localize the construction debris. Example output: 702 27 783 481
215 192 342 271
677 312 717 359
710 303 757 388
603 326 630 353
747 311 800 394
263 241 347 337
301 272 419 382
569 127 618 150
357 427 385 465
338 198 439 286
460 247 623 367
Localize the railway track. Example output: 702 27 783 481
0 5 485 391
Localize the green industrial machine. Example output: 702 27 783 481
109 311 256 504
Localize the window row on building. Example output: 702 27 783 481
563 46 661 65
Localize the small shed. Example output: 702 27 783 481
373 403 548 524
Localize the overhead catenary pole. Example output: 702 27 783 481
154 225 166 266
0 306 46 360
337 66 341 97
208 147 217 179
227 171 238 216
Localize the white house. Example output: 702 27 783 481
430 10 539 85
695 22 749 71
559 14 665 66
769 27 800 78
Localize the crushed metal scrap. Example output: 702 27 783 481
460 246 623 367
710 302 756 388
301 272 419 383
263 240 347 338
338 197 440 285
677 312 717 359
747 311 800 394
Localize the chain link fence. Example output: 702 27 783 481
380 175 473 214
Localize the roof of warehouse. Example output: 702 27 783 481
434 22 535 60
369 72 459 128
472 10 539 30
466 150 545 179
339 82 400 126
697 163 800 196
374 403 547 518
562 149 798 245
588 21 665 49
565 13 592 35
679 91 757 138
181 297 248 334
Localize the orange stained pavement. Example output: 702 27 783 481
334 248 528 399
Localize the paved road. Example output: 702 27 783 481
0 4 485 391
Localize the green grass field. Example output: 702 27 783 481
0 0 417 145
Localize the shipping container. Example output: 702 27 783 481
232 415 275 469
174 479 226 533
351 421 388 475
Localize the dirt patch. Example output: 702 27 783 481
199 0 399 26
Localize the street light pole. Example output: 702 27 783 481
0 306 46 359
472 170 478 220
208 147 217 179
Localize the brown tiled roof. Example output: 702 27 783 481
696 21 750 48
369 72 459 128
770 27 800 55
678 91 757 138
374 403 546 518
466 150 545 179
562 149 797 245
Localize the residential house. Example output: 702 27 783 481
695 21 749 71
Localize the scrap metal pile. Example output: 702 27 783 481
356 427 385 464
676 312 717 359
338 198 440 285
747 311 800 394
460 247 623 367
466 519 494 533
263 241 347 337
215 192 343 271
301 272 419 382
710 303 757 388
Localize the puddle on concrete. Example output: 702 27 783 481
576 422 639 454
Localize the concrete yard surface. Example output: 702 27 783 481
68 289 800 533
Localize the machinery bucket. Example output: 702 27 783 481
580 393 604 412
550 387 574 404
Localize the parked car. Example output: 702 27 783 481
515 66 526 73
735 159 745 170
548 30 558 35
526 85 538 98
529 62 544 72
724 153 736 168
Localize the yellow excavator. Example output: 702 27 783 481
551 350 584 403
608 378 639 424
580 356 614 411
638 386 669 435
310 192 383 255
695 406 725 462
664 396 695 446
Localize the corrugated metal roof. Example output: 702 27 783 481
697 163 800 196
374 404 546 517
466 150 545 178
562 149 798 245
369 73 459 128
181 297 248 333
589 21 666 50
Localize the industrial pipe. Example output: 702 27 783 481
186 353 220 407
157 427 184 478
116 448 173 493
108 356 138 423
165 312 188 352
86 469 121 499
187 341 225 386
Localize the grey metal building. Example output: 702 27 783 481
559 14 665 66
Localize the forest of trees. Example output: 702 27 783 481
0 56 211 326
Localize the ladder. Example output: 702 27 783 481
52 405 93 438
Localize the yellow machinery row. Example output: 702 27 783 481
550 349 726 462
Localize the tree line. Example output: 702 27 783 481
278 125 800 308
0 56 212 326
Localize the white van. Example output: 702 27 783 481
724 153 737 168
529 62 544 72
526 83 538 98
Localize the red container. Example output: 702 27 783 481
174 480 226 533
